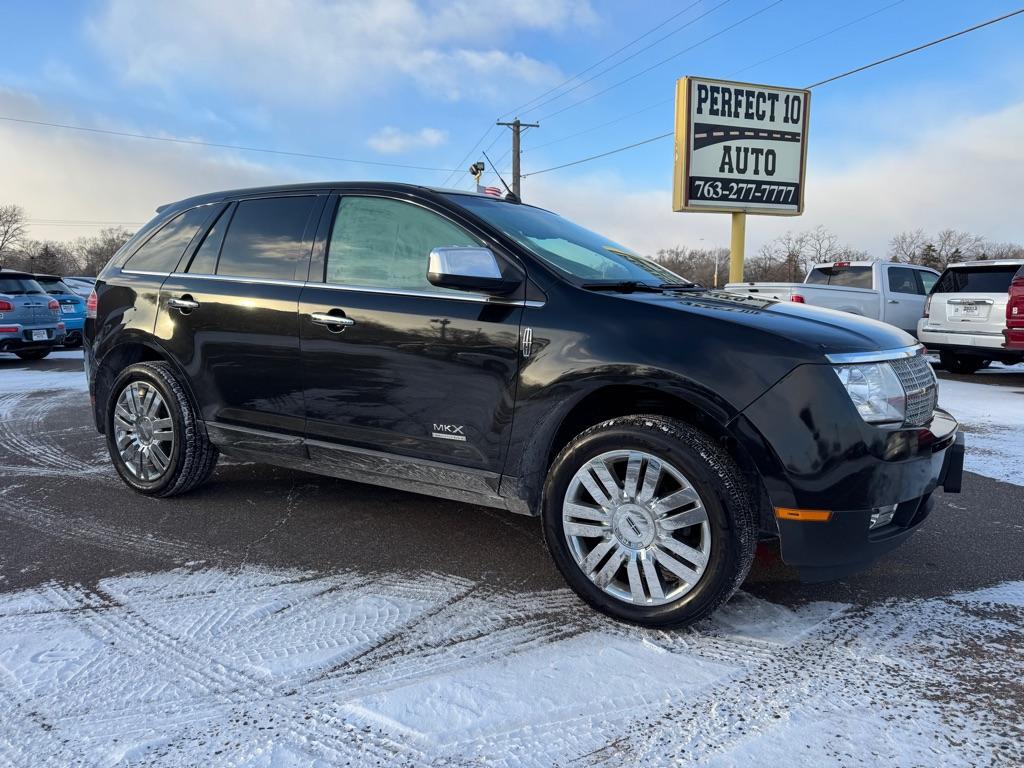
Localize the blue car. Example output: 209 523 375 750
34 274 86 348
0 270 66 359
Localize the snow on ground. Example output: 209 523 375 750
937 377 1024 485
0 567 1020 766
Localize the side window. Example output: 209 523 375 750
888 267 920 295
186 204 233 274
918 270 938 295
216 196 316 280
124 206 211 272
326 196 480 291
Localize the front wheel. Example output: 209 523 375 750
105 361 218 497
542 416 757 628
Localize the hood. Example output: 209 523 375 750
622 289 916 357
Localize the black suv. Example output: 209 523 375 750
85 182 964 627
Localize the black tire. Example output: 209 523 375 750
105 361 218 497
939 351 983 375
14 349 51 360
542 415 757 629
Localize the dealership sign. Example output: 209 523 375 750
673 76 810 215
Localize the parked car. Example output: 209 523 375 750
0 269 66 359
1004 265 1024 352
918 259 1024 373
85 183 964 628
62 276 97 298
33 274 86 348
725 261 940 336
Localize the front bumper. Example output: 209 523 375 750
776 430 964 581
731 362 964 581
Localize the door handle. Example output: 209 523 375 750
168 296 200 311
310 311 355 333
888 299 899 304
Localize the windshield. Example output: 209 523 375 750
805 265 873 289
450 195 689 285
36 278 72 294
0 277 46 295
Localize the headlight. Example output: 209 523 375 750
833 362 906 424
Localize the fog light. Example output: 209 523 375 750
869 504 898 529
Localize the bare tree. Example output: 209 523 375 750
0 204 28 261
934 229 984 265
888 229 926 262
73 226 134 275
982 241 1024 260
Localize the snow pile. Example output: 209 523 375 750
938 377 1024 485
0 566 1020 766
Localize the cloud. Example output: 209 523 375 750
366 126 447 154
525 100 1024 259
86 0 591 105
0 89 284 242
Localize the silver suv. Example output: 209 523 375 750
918 259 1024 374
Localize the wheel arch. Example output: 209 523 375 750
93 337 199 434
507 380 774 532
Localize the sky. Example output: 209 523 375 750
1 0 1022 259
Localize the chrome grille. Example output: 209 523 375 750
889 355 937 426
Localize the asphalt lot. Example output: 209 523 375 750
1 351 1022 766
1 352 1020 605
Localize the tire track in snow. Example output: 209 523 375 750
0 391 102 475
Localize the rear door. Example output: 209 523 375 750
298 193 524 475
158 193 326 436
885 266 929 334
929 263 1020 335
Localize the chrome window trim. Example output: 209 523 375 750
121 269 172 277
825 344 925 365
169 272 305 288
166 272 544 307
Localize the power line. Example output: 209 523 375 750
525 133 673 177
536 0 785 122
805 6 1024 88
502 0 708 118
0 115 466 174
439 124 497 186
519 0 731 119
523 0 907 156
523 7 1024 178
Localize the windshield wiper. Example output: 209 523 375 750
581 281 670 293
659 282 704 291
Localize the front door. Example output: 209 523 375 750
298 194 524 477
158 193 325 436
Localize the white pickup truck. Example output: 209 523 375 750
725 260 940 336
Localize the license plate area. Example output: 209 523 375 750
30 330 48 341
948 302 989 321
60 304 74 314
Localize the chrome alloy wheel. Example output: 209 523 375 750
113 381 174 481
562 450 711 606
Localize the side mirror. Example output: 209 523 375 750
427 247 520 295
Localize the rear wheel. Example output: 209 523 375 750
14 349 50 360
939 351 984 375
106 361 218 497
542 415 756 628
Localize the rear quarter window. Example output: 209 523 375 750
124 206 213 273
933 265 1020 293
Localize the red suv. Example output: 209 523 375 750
1006 265 1024 351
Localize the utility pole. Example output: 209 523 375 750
496 117 539 199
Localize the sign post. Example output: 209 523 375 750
673 76 810 283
